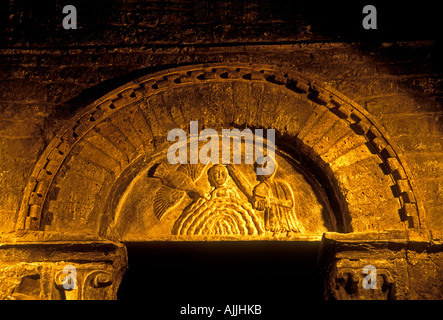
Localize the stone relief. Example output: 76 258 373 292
0 241 126 300
333 266 396 300
152 162 208 220
110 141 336 240
172 163 264 236
228 159 302 236
4 62 439 300
0 261 119 300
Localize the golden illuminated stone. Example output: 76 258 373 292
0 64 441 300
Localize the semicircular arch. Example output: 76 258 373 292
16 63 424 239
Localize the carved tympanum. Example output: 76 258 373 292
108 135 336 241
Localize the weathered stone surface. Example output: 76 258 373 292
0 1 441 301
0 241 127 300
320 231 443 300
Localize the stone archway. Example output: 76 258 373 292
5 63 430 300
16 63 423 234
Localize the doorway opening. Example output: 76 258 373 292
117 241 324 306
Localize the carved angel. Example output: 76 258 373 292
227 158 302 236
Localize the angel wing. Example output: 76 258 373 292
177 162 208 181
153 186 185 220
151 162 209 220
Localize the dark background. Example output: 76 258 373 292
1 0 441 47
118 241 323 317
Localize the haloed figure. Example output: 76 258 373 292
252 158 301 236
207 164 239 200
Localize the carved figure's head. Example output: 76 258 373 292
208 164 228 187
254 156 277 182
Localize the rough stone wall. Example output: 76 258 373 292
1 47 442 233
0 0 442 300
